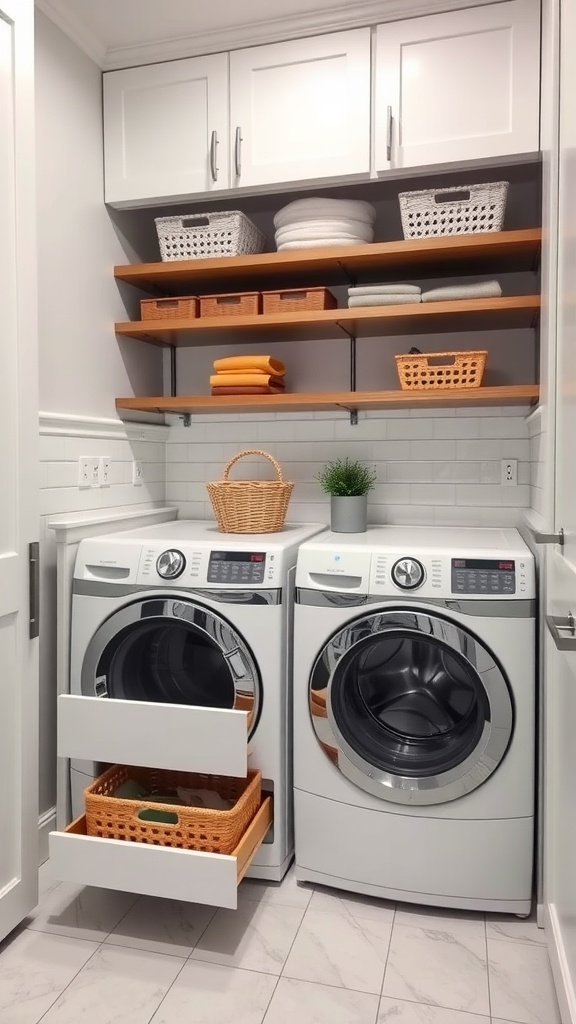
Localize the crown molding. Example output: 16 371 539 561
103 0 502 70
35 0 108 66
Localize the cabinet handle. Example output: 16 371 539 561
234 126 242 178
547 613 576 651
29 542 40 640
210 130 218 182
386 105 393 162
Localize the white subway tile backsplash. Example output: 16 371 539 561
387 462 433 483
432 418 480 439
387 418 431 440
410 484 456 506
409 440 457 461
433 462 481 484
480 417 529 439
456 439 502 460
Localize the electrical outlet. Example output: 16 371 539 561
501 459 518 486
79 456 99 489
99 456 111 487
132 460 143 486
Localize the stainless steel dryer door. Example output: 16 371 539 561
309 609 513 805
82 597 261 736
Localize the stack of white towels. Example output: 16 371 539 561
274 197 376 251
347 280 502 307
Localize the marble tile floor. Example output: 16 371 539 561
0 862 560 1024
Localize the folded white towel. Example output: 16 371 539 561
348 294 422 307
277 238 371 250
348 284 421 296
276 220 374 244
274 197 376 230
421 281 502 303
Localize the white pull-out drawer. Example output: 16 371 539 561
57 695 249 777
49 798 272 909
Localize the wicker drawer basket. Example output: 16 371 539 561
207 450 293 534
200 292 261 318
85 764 262 854
396 350 487 390
399 182 508 239
140 296 198 321
262 287 337 314
155 211 266 262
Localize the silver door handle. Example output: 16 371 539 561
547 613 576 651
234 126 242 178
210 130 218 181
386 105 393 162
29 542 40 640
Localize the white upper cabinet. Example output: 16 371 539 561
103 53 229 204
374 0 540 172
229 29 371 189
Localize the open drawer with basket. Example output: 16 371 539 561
49 766 273 908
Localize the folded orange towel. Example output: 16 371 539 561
211 385 286 395
213 355 286 375
209 373 285 388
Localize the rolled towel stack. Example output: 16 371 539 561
210 355 286 396
274 198 376 251
348 284 422 308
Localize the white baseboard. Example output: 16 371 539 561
38 807 56 866
545 902 575 1024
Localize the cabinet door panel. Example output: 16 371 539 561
375 0 540 171
230 30 370 188
104 53 229 204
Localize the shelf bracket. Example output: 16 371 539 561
336 260 357 288
180 414 192 428
170 347 177 398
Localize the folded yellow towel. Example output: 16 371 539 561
209 373 285 388
213 355 286 375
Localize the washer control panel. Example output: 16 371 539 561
391 557 425 590
156 549 186 580
451 558 516 595
207 550 266 584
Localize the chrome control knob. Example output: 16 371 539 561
392 557 425 590
156 549 186 580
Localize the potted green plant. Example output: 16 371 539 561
317 457 376 533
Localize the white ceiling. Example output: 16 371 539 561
35 0 494 69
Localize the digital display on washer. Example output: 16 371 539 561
451 558 516 595
208 550 266 583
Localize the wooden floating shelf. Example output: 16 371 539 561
115 295 541 347
116 386 540 417
114 229 542 293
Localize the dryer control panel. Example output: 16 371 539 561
451 558 516 595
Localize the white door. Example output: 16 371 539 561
103 53 229 206
0 0 39 942
229 30 370 189
374 0 540 172
544 0 576 1016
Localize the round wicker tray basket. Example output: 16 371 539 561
207 450 293 533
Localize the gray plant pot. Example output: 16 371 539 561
330 494 368 533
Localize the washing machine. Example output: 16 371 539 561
65 519 323 881
293 526 536 914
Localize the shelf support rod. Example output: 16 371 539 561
170 347 177 398
349 334 358 425
336 260 357 288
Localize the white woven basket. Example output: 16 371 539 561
155 211 266 261
399 182 509 239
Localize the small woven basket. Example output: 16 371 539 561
395 350 487 390
140 296 198 320
262 288 337 314
399 182 508 239
84 764 262 854
155 211 266 261
207 450 293 534
200 292 261 318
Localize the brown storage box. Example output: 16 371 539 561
84 764 262 854
140 296 198 320
395 350 487 390
262 287 337 314
200 292 261 318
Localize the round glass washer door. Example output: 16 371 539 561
309 609 513 805
81 597 261 736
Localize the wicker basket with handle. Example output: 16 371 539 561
84 764 262 854
207 450 293 533
395 350 487 390
398 182 508 239
155 211 266 261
